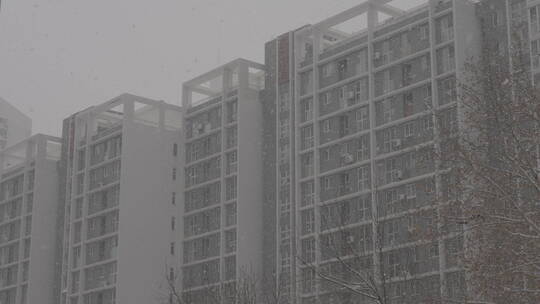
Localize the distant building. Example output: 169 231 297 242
0 98 32 150
57 94 182 304
180 59 265 303
0 134 61 304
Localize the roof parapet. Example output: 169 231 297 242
182 58 265 108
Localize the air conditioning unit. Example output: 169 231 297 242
341 153 354 164
374 52 381 60
347 91 355 99
392 139 402 148
347 235 355 243
398 193 407 200
394 170 403 179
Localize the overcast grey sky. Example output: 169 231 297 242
0 0 424 136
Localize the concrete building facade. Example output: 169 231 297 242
180 59 265 303
262 1 483 303
0 134 61 304
57 94 182 304
0 98 31 151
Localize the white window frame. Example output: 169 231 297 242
358 166 370 191
322 63 334 78
322 120 331 133
404 122 414 138
323 176 332 191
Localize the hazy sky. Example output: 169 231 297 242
0 0 424 136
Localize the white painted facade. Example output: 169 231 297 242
0 98 31 151
0 134 61 304
58 94 182 304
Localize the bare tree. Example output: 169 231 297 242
437 41 540 304
297 193 442 304
161 266 282 304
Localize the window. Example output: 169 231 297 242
340 172 351 193
382 41 391 63
403 93 414 117
321 148 330 161
301 125 314 150
419 24 429 40
531 39 540 68
421 116 434 132
172 192 176 205
301 99 313 122
279 91 290 112
337 86 346 107
225 230 237 253
302 268 316 294
383 70 392 93
406 183 417 198
280 168 290 185
439 77 456 105
301 238 316 263
225 203 237 226
322 91 332 106
356 107 369 131
357 136 369 161
322 63 334 77
171 217 176 231
438 46 455 74
382 98 392 123
354 78 368 103
337 59 348 79
301 209 315 235
339 115 349 136
356 50 368 74
420 56 429 72
358 166 370 191
532 6 540 33
438 15 454 43
279 119 289 139
75 198 83 220
226 151 237 175
172 168 177 181
386 220 399 245
402 63 413 86
404 122 414 138
173 143 178 157
170 242 175 255
226 127 238 148
301 153 314 177
322 120 331 133
491 11 500 27
226 177 237 201
300 71 313 95
322 176 332 191
301 181 315 206
224 256 236 281
227 100 238 122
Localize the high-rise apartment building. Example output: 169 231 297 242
180 59 265 303
0 98 32 150
57 94 182 304
262 0 483 303
0 134 61 304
